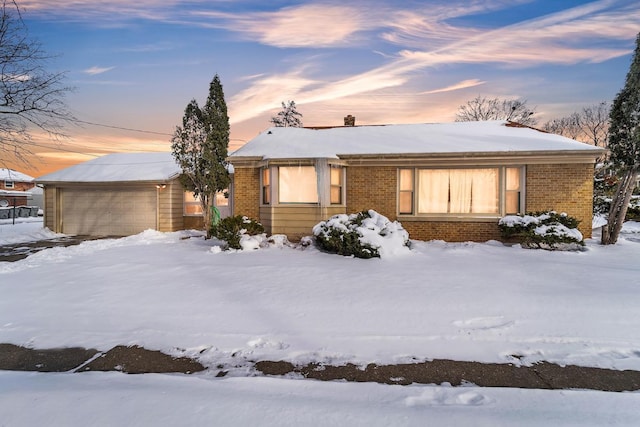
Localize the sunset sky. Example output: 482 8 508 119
5 0 640 176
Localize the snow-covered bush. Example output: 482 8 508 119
210 215 264 250
498 211 584 250
312 210 410 259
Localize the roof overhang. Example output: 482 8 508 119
229 149 605 168
36 176 181 186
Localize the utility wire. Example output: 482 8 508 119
73 119 174 136
72 118 248 142
27 142 102 158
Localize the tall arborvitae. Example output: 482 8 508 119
601 33 640 245
171 74 231 236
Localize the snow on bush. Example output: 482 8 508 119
499 211 584 251
210 215 265 250
312 210 410 258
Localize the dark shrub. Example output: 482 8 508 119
499 211 584 250
210 215 264 250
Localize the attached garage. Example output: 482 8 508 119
38 153 189 236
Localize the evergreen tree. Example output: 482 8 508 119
270 100 303 127
601 33 640 245
171 74 231 236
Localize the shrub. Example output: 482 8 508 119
313 210 410 259
498 211 584 250
210 215 264 250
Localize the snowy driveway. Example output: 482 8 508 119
0 235 106 262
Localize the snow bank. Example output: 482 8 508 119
0 219 62 245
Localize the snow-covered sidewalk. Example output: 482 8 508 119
1 372 638 427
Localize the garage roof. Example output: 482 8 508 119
37 152 182 183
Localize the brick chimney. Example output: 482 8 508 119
344 115 355 126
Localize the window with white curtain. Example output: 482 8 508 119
279 166 319 203
402 167 522 216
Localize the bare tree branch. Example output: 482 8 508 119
454 96 537 126
0 0 74 167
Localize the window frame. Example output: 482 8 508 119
398 169 415 215
261 168 271 205
4 180 15 189
397 166 525 219
330 166 344 205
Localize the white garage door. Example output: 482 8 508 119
61 187 157 236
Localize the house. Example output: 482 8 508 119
37 152 232 236
227 119 605 242
0 168 37 219
0 168 35 192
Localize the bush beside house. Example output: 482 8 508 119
313 210 410 259
499 211 584 250
210 215 264 250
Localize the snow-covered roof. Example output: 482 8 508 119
229 121 604 160
0 168 34 182
37 152 182 183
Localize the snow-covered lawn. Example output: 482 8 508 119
1 221 639 426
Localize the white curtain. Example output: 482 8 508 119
418 170 449 213
449 170 473 213
279 166 319 203
470 169 498 213
417 168 499 214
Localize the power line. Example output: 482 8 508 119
73 119 174 136
28 142 102 158
72 118 248 143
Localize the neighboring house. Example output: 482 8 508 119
228 119 605 242
37 152 232 236
0 169 37 218
0 168 35 192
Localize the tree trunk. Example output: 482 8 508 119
601 167 638 245
202 194 213 239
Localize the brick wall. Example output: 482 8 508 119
402 221 502 242
233 167 260 220
346 166 398 220
1 181 34 191
526 163 594 238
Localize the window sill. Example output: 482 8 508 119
397 215 500 223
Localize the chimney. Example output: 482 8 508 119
344 114 355 126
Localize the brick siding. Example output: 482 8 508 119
526 163 595 238
346 166 398 220
232 167 260 220
1 181 34 191
402 221 502 242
